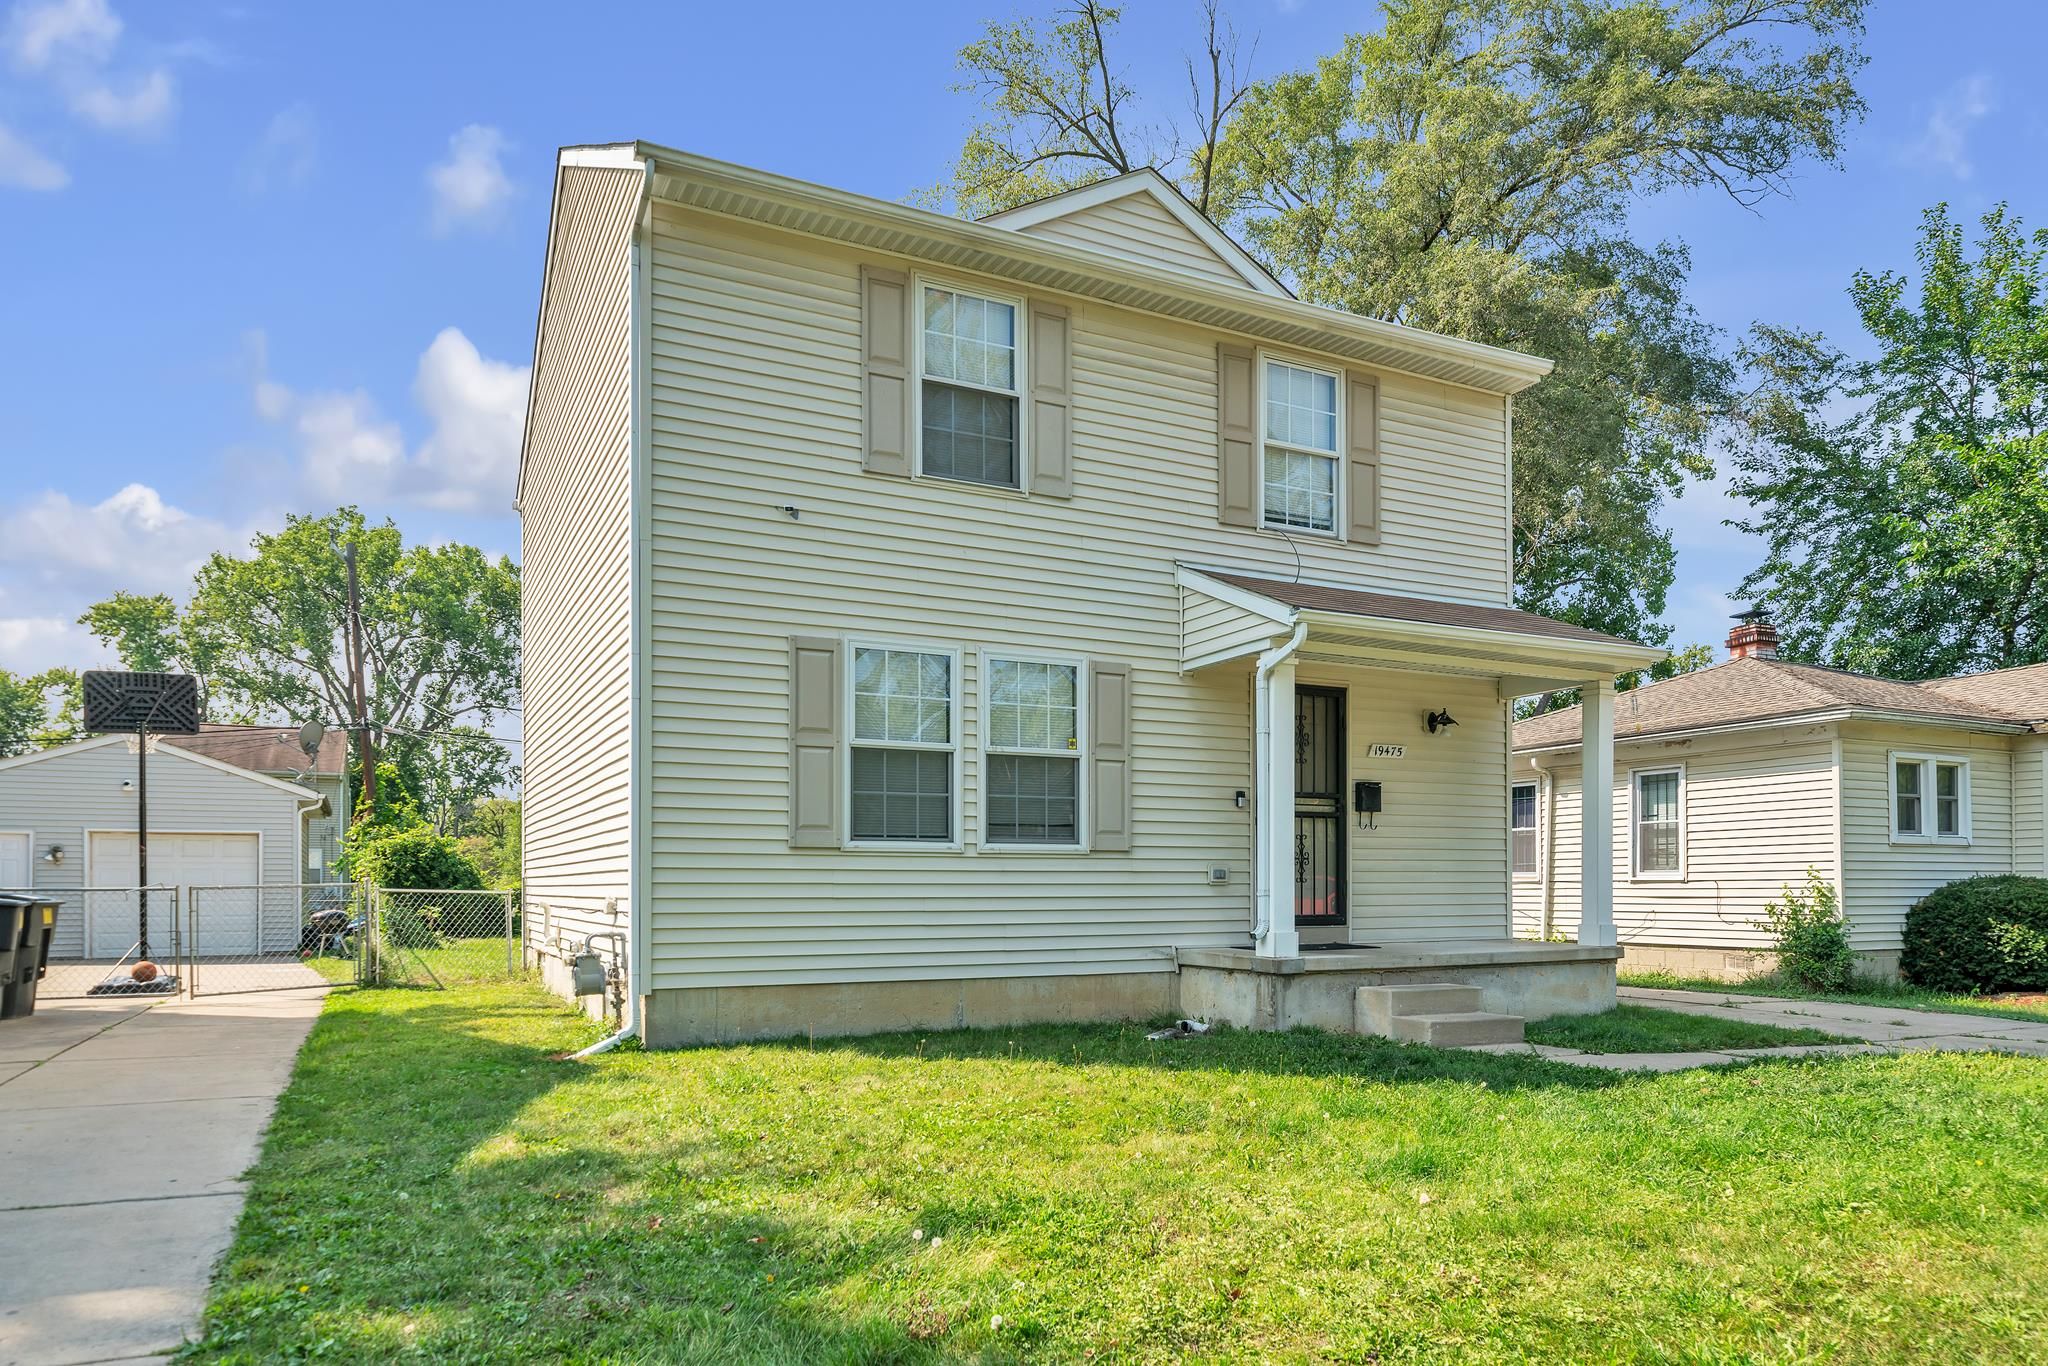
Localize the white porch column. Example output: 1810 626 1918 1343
1258 659 1301 958
1577 677 1617 947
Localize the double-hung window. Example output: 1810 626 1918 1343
920 284 1021 490
1262 358 1340 534
1892 753 1969 841
1632 767 1683 878
985 656 1082 847
849 644 957 843
1510 782 1539 876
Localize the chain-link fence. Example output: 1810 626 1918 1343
3 886 185 999
183 884 364 996
362 886 519 989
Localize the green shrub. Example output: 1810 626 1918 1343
1754 869 1855 991
1903 875 2048 993
350 824 485 892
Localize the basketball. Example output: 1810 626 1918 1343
131 960 159 983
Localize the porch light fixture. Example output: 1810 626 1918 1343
1425 709 1459 734
42 843 64 865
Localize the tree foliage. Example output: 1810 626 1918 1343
1732 204 2048 676
938 0 1870 644
79 507 520 820
0 668 80 757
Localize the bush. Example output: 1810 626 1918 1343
1902 875 2048 993
1754 869 1855 991
350 824 485 892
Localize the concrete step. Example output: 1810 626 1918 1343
1388 1010 1526 1047
1354 982 1484 1036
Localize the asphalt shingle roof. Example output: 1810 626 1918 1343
163 722 349 776
1205 571 1648 649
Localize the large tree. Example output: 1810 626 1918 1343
80 507 521 818
0 668 78 757
1732 204 2048 677
937 0 1868 644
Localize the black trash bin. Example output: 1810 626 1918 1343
0 893 60 1020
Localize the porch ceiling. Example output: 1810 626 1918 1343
1178 565 1666 692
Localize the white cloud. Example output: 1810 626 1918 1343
1902 74 1996 180
69 64 171 131
427 123 513 234
0 483 238 597
242 101 315 193
252 327 530 512
0 615 108 672
0 121 67 189
5 0 120 70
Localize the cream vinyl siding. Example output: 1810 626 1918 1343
639 204 1518 990
520 164 641 955
0 740 306 959
1181 586 1282 666
1297 669 1513 941
1013 191 1247 290
1840 722 2017 950
1520 726 1840 948
2017 735 2048 876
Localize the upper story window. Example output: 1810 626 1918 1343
920 285 1020 490
1632 766 1683 878
849 644 957 844
1510 781 1539 876
985 656 1083 847
1892 753 1969 842
1262 359 1340 534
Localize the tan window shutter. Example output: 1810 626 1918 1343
1029 300 1074 497
1217 343 1258 526
1089 660 1133 851
861 265 914 477
789 636 843 847
1346 371 1381 545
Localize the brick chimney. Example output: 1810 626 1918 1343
1727 607 1779 661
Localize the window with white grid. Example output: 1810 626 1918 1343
920 285 1020 490
1262 359 1339 533
1510 782 1539 876
849 645 955 843
984 656 1081 846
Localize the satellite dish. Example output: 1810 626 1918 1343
298 720 327 762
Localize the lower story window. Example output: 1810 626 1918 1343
1510 782 1538 875
850 748 951 842
985 655 1081 846
1633 768 1682 876
849 644 955 842
1892 753 1969 840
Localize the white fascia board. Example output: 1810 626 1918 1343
0 733 127 773
981 169 1291 299
633 141 1556 396
0 731 322 800
1175 565 1299 624
1516 705 2028 757
1297 608 1668 675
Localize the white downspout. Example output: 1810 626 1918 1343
1251 622 1308 944
575 152 655 1060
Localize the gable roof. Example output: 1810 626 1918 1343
1513 655 2039 752
0 733 325 801
163 723 349 777
1918 661 2048 724
979 170 1291 299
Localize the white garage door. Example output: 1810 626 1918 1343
89 833 261 957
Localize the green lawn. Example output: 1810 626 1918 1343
1622 969 2048 1025
186 982 2048 1364
1525 1003 1853 1053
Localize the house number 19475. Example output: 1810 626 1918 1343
1367 743 1405 759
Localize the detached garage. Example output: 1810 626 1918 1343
0 733 326 961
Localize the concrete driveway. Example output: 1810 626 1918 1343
0 987 324 1366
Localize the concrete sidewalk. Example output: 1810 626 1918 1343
0 987 325 1366
1470 987 2048 1072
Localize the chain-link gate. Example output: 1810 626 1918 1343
183 883 365 996
360 886 519 989
3 886 185 999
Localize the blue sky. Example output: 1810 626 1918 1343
1 0 2042 687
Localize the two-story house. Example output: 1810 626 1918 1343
517 143 1664 1047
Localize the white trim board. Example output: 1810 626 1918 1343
0 732 324 802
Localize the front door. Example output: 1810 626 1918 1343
1293 686 1346 927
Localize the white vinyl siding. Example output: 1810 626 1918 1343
1010 189 1249 288
1180 586 1285 668
635 204 1516 991
519 163 641 962
2018 736 2048 876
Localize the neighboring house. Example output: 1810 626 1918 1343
1512 615 2048 980
0 723 349 959
518 143 1663 1046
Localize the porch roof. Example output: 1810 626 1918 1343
1178 565 1666 690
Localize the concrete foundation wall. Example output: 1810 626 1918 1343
641 969 1179 1046
1179 955 1616 1032
1619 942 1901 984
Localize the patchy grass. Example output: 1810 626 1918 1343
185 981 2048 1364
1525 1003 1852 1054
1622 970 2048 1025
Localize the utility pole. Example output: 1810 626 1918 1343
345 541 377 822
